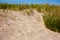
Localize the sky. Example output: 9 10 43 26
0 0 60 5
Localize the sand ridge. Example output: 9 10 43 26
0 9 60 40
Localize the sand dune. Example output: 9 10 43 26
0 10 60 40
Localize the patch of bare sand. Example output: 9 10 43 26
0 10 60 40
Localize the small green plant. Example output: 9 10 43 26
26 9 33 16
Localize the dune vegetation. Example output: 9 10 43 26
0 3 60 33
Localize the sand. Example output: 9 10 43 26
0 9 60 40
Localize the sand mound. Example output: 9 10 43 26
0 10 60 40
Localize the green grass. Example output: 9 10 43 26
43 12 60 33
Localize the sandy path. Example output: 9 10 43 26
0 10 60 40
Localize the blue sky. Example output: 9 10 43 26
0 0 60 5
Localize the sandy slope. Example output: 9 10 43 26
0 10 60 40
